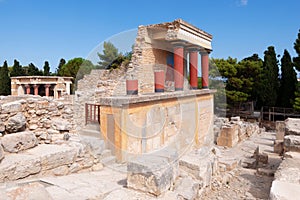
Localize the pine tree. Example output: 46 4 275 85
260 46 279 107
57 58 66 76
43 61 50 76
97 41 122 69
0 61 11 95
278 50 297 107
27 63 43 76
10 59 24 77
293 29 300 71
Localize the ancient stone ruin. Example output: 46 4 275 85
0 19 299 199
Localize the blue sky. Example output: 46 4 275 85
0 0 299 72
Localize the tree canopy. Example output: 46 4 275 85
278 50 297 107
10 59 24 77
0 61 11 95
43 61 50 76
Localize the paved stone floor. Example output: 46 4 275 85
0 131 282 200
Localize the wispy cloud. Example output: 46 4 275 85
237 0 248 6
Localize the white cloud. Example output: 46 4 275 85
240 0 248 6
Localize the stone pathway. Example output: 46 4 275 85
202 131 282 200
0 131 282 200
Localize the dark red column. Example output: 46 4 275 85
189 50 198 89
201 50 210 89
45 84 50 96
174 45 184 91
25 84 31 94
33 84 39 95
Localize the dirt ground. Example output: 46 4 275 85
202 131 282 200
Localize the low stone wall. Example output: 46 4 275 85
0 95 76 141
0 95 108 182
215 116 261 148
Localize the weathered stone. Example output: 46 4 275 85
57 102 64 109
285 118 300 135
51 165 69 176
36 109 48 115
270 180 300 200
26 144 77 171
29 123 39 130
0 153 41 182
0 144 4 161
51 119 72 131
230 116 240 122
284 135 300 152
274 140 284 154
6 112 26 133
0 119 5 133
127 155 175 196
1 131 38 153
175 177 199 200
1 101 22 114
179 150 215 188
81 136 106 158
276 121 285 140
217 124 239 147
6 182 52 200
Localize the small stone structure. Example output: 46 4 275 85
215 116 261 147
11 76 72 99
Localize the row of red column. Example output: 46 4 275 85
173 44 210 90
25 84 51 96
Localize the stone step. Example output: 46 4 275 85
78 129 101 138
100 149 112 159
100 156 116 166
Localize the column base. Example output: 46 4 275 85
126 90 138 95
190 87 198 90
202 86 209 89
175 88 183 91
155 89 164 93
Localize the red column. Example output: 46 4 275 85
174 45 184 91
201 50 210 89
25 84 31 94
189 50 198 89
33 85 39 95
45 84 50 96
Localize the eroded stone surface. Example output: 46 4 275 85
1 131 38 153
284 135 300 152
6 112 26 133
285 118 300 135
127 155 177 196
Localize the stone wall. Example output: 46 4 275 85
0 95 107 182
0 95 76 140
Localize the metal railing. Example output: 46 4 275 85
85 103 100 125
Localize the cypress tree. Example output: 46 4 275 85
43 61 50 76
0 61 11 95
260 46 279 107
278 50 297 107
10 59 24 77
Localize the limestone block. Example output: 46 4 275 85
1 101 22 114
1 131 38 153
217 124 239 147
284 135 300 152
276 121 285 140
0 154 41 182
127 155 176 196
230 116 240 122
80 136 106 158
51 119 72 131
175 177 199 200
0 119 5 133
26 144 77 171
6 112 26 133
0 144 4 161
6 182 52 200
285 118 300 135
179 150 214 188
274 140 284 154
270 180 300 200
